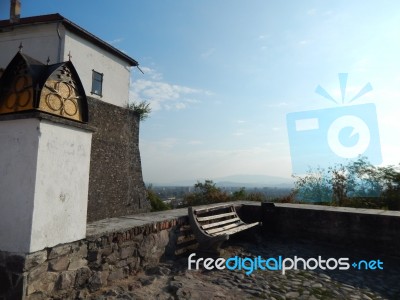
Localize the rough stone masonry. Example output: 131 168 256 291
0 214 191 299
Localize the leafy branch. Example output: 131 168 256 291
127 100 151 121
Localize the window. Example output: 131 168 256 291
91 70 103 96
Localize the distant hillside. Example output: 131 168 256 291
149 174 294 188
214 174 294 188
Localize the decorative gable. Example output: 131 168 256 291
0 52 88 122
0 54 34 114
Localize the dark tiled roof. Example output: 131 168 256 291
0 13 138 67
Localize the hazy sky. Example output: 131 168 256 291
1 1 400 184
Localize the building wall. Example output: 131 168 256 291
0 119 38 253
1 23 147 222
0 23 131 107
0 23 61 67
0 117 92 253
31 120 92 252
87 97 150 222
63 30 131 107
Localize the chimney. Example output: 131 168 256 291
10 0 21 24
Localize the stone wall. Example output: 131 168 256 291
87 97 150 222
3 202 399 299
262 203 400 257
0 216 191 300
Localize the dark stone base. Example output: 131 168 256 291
0 216 192 299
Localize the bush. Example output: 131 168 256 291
147 188 171 212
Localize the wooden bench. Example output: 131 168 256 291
188 203 260 254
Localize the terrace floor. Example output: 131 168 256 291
83 234 400 300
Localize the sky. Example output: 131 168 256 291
1 1 400 185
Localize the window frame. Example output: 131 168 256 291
91 70 103 97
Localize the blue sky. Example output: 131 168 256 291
1 1 400 184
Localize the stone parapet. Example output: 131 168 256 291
0 212 192 299
262 203 400 257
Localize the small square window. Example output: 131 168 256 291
91 70 103 96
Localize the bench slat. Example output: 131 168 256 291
196 211 236 222
210 222 259 236
205 222 242 234
201 217 241 230
192 204 235 214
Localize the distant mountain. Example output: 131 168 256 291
214 174 294 188
148 174 294 188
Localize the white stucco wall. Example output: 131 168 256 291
0 22 131 107
0 119 39 253
30 120 92 252
0 118 92 253
63 30 131 107
0 23 61 68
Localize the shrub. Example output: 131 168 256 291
147 188 171 212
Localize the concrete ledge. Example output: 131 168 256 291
86 208 188 238
86 201 261 238
275 203 400 216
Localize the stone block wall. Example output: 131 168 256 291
263 203 400 257
0 217 192 300
87 97 150 222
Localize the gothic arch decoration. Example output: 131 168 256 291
0 52 88 123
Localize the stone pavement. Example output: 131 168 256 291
82 235 400 300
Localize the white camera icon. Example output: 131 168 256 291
286 103 381 174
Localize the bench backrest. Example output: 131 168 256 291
191 204 242 236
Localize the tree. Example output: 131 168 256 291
293 166 332 202
293 156 400 208
232 187 247 200
184 180 229 206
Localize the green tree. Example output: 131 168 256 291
147 185 171 211
232 187 247 200
293 166 332 202
292 156 400 210
184 180 229 206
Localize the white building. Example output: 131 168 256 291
0 13 138 107
0 11 148 254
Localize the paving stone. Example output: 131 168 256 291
12 237 400 299
107 268 125 281
139 276 156 286
285 291 300 299
145 265 171 276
